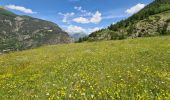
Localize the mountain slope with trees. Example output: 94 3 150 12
80 0 170 42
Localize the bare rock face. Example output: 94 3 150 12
0 8 71 53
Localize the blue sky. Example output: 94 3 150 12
0 0 153 34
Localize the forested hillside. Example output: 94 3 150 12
79 0 170 42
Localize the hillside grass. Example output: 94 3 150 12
0 36 170 99
0 8 16 17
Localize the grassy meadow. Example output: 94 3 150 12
0 36 170 99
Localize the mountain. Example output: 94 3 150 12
70 33 87 41
0 8 71 53
81 0 170 41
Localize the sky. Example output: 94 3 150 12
0 0 153 35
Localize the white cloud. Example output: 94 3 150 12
73 17 89 24
103 15 127 19
58 12 75 23
65 25 102 35
66 25 86 34
90 11 102 24
125 3 145 14
73 11 102 24
5 5 36 14
74 6 83 12
59 6 102 24
74 6 92 16
112 22 115 25
88 27 102 34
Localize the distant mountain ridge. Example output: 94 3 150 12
70 33 87 41
80 0 170 42
0 8 71 53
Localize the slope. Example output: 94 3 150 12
83 0 170 41
0 36 170 99
0 8 71 53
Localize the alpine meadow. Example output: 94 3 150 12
0 0 170 100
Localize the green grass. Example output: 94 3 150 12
0 36 170 99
